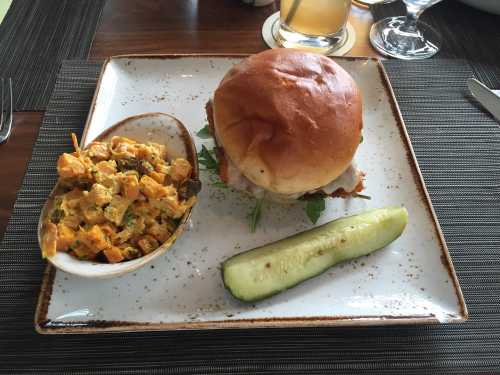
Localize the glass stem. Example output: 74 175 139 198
400 4 423 33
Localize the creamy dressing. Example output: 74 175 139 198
224 155 360 202
225 155 266 199
312 162 360 195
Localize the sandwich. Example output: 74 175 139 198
203 49 365 222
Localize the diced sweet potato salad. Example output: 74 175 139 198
41 134 198 263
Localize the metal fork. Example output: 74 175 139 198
0 78 13 144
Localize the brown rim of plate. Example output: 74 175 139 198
34 53 468 334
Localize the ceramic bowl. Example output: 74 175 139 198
38 112 199 278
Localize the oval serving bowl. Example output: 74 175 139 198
38 112 199 278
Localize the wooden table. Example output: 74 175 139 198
0 0 377 239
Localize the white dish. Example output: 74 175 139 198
35 55 467 333
37 113 199 279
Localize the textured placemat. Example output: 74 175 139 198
370 0 500 87
0 59 499 374
0 0 105 111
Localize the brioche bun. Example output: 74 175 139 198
212 49 362 195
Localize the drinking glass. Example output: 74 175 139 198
369 0 443 60
277 0 352 54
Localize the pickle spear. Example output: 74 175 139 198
222 206 408 302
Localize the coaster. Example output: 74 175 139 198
352 0 387 7
262 11 356 56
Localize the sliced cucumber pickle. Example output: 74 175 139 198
222 206 408 302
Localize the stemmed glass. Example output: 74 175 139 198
369 0 444 60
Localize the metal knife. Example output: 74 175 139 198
467 78 500 123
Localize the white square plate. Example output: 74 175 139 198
35 55 467 333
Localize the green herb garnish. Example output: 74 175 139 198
299 192 328 201
249 198 264 233
50 208 65 223
116 157 138 172
353 193 371 200
196 124 212 139
123 211 136 227
212 181 228 189
360 135 364 144
305 196 326 224
198 145 218 171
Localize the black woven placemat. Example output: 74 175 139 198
1 58 499 374
370 0 500 88
0 0 105 111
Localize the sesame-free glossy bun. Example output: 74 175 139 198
212 49 362 194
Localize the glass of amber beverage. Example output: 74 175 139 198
277 0 352 54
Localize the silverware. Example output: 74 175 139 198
467 78 500 123
0 78 13 144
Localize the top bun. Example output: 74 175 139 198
212 49 362 195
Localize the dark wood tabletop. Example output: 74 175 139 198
0 0 377 239
90 0 376 58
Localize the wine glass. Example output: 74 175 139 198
369 0 444 60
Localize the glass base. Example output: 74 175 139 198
352 0 392 7
370 16 441 60
277 24 348 55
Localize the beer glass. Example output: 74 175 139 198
277 0 352 54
